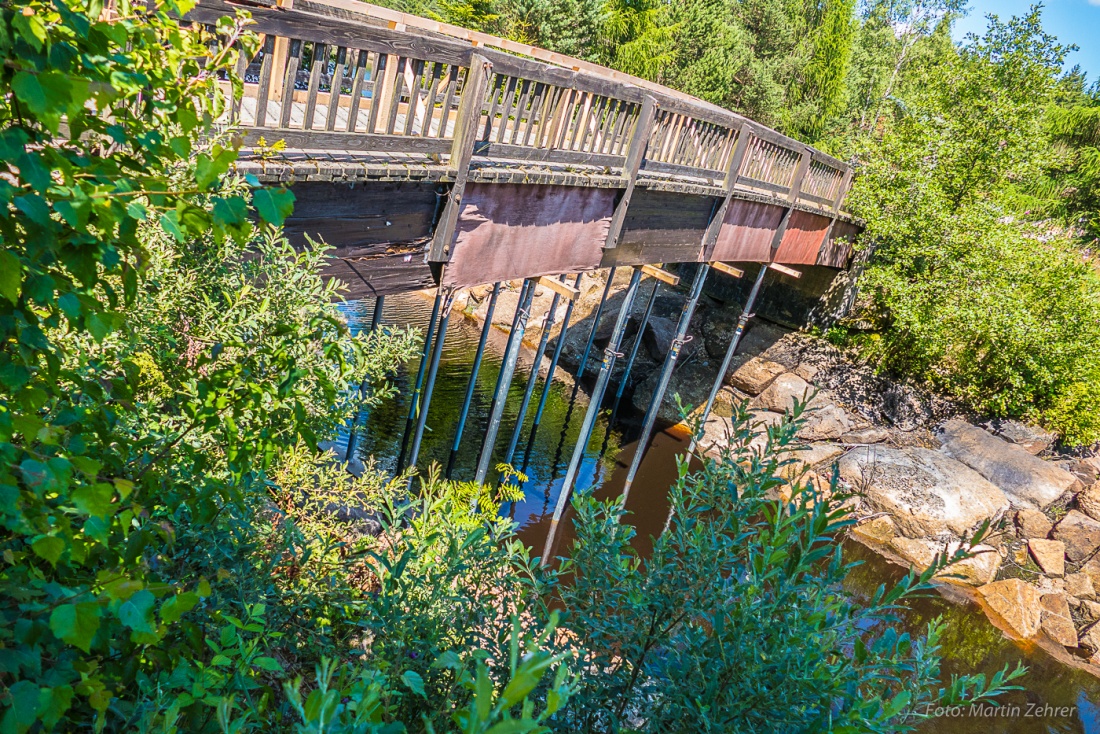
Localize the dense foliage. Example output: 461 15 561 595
381 0 1100 445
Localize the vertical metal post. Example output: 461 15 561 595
542 268 643 565
613 278 660 406
406 288 455 473
576 267 616 378
345 295 386 463
446 282 500 478
504 279 566 467
621 264 711 501
688 264 769 454
526 274 583 451
474 280 537 485
396 286 444 472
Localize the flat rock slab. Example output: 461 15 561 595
728 358 788 395
1053 511 1100 563
938 543 1001 586
1015 509 1054 540
1028 538 1066 577
937 420 1078 509
777 443 846 479
797 403 858 441
1079 481 1100 522
1066 572 1096 601
1040 593 1078 648
979 579 1044 639
839 446 1010 541
984 418 1055 455
699 410 782 459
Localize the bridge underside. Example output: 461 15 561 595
257 157 860 300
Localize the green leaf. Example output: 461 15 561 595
253 656 283 672
11 72 47 114
0 250 22 304
119 590 156 634
31 536 65 567
49 602 101 653
160 592 199 624
71 483 114 518
401 670 426 698
252 188 295 225
1 680 39 732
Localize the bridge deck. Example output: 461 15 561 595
190 0 861 298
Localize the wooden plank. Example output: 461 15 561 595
384 56 406 134
325 46 347 131
768 263 801 278
283 180 439 247
428 53 491 262
303 42 327 130
603 94 656 250
238 126 452 152
711 261 744 278
346 48 369 132
469 141 623 168
640 158 724 181
325 248 436 298
278 39 304 129
435 64 459 138
641 263 680 286
537 275 579 301
365 52 386 133
402 59 425 135
699 121 751 258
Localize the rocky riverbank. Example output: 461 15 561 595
445 268 1100 677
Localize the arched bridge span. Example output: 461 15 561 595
188 0 862 298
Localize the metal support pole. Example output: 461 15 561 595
542 268 643 564
345 295 386 462
621 264 711 501
688 263 769 454
504 278 566 467
525 274 584 457
445 282 500 478
406 288 455 473
613 278 660 407
476 280 532 458
396 287 444 472
576 266 616 378
474 280 537 485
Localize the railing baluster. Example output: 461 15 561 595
567 92 591 151
435 65 459 138
384 56 407 135
547 88 573 149
482 74 504 141
254 35 277 128
403 59 425 136
346 49 368 133
495 76 518 143
365 52 385 134
278 39 302 129
303 42 326 130
325 46 346 132
422 62 443 137
520 82 544 145
510 80 531 145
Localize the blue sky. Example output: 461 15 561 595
951 1 1100 83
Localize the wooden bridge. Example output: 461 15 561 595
188 0 861 298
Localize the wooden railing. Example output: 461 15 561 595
188 0 853 213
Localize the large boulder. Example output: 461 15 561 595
750 373 824 414
728 357 787 395
796 403 859 441
633 360 718 425
642 315 699 363
776 443 845 479
938 543 1002 586
936 420 1078 509
1053 510 1100 563
698 410 782 459
838 446 1010 541
978 579 1044 639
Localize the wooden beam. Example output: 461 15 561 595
428 54 492 262
604 95 657 249
538 276 580 301
768 263 802 279
641 263 680 286
711 262 744 278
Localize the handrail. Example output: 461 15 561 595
188 0 853 217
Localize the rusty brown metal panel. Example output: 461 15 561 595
709 198 785 262
816 219 859 268
774 209 831 265
442 182 613 288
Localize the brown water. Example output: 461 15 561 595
342 292 1100 733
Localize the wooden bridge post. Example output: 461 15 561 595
429 54 492 263
768 146 812 255
604 95 657 249
702 121 753 258
817 165 855 262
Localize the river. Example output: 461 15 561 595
340 292 1100 733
